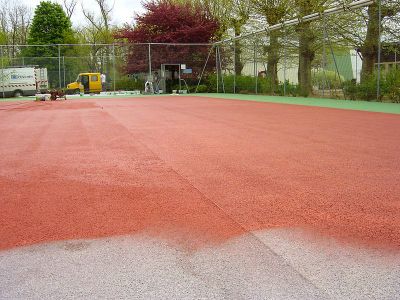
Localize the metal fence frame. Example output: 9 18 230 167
0 0 393 101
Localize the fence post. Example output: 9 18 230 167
254 40 258 94
113 43 116 92
58 45 61 89
148 43 152 77
283 28 287 97
377 0 382 101
355 50 358 83
322 16 327 97
233 41 236 94
63 56 66 88
216 46 219 93
1 46 4 98
217 46 225 93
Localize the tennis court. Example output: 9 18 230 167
0 94 399 298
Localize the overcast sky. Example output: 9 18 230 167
21 0 145 26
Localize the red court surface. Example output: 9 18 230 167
1 96 399 251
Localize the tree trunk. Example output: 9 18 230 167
234 40 244 75
360 3 379 82
234 25 244 76
266 31 279 93
298 21 315 97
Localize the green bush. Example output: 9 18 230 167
312 70 344 90
257 77 272 94
200 71 399 102
384 68 400 103
201 74 301 96
343 72 393 102
205 74 276 94
343 80 358 100
357 74 380 101
276 80 299 97
195 84 208 93
114 77 144 91
206 74 255 93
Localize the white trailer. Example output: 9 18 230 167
0 66 48 97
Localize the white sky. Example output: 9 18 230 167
21 0 145 26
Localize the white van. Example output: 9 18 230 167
0 67 48 97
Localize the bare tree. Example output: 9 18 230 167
0 0 31 58
176 0 252 74
251 0 291 90
228 0 252 75
9 5 31 45
62 0 77 19
82 0 114 35
81 0 115 74
0 2 8 42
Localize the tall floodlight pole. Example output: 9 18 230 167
377 0 382 101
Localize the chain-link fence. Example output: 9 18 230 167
0 43 214 97
199 0 400 102
0 1 399 101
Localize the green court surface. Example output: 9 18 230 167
0 97 33 102
2 93 400 114
195 93 400 115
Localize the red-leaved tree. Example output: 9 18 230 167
115 0 220 75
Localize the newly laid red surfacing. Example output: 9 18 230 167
0 97 399 250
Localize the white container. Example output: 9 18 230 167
35 93 51 101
